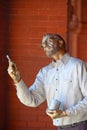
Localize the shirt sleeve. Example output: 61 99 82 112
15 69 46 107
66 61 87 116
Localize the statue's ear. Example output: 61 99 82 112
58 40 63 47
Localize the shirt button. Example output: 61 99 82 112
56 69 59 71
56 89 58 91
56 78 58 80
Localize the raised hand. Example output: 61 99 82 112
6 55 21 83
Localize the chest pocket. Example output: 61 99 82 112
63 77 73 88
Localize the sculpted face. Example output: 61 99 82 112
41 34 65 58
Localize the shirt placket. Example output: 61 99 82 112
54 65 62 100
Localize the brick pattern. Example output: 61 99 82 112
77 0 87 61
0 1 9 130
1 0 67 130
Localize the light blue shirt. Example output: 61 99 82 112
15 53 87 126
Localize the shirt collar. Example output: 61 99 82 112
52 53 70 67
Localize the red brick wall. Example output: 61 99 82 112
77 0 87 61
6 0 67 130
0 1 9 130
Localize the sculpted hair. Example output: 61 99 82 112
42 33 66 50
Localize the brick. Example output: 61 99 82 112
8 121 27 127
27 121 46 127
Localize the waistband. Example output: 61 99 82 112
59 120 87 129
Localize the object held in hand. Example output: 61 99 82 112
6 54 17 71
6 55 11 62
48 99 61 110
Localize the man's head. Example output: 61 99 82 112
41 33 66 59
